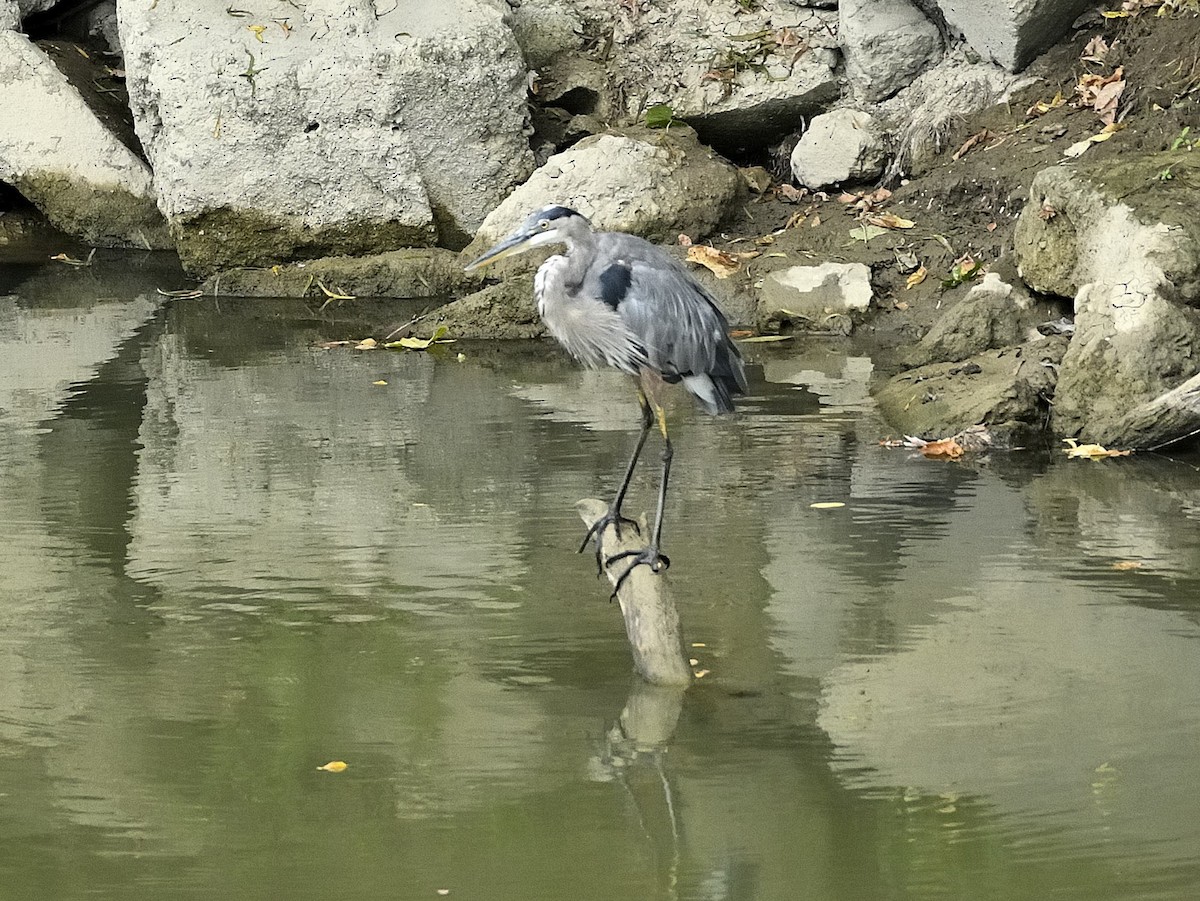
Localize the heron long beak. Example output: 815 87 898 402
464 230 537 272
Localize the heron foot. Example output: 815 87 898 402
605 546 670 600
579 508 641 575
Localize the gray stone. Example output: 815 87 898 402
1014 155 1200 446
759 262 873 331
465 125 741 255
425 279 546 340
509 0 585 69
931 0 1094 72
790 109 887 189
84 1 120 56
17 0 55 16
2 0 18 31
202 248 483 300
581 0 841 150
908 272 1038 366
0 31 170 248
873 336 1068 444
880 48 1033 180
840 0 942 103
118 0 533 274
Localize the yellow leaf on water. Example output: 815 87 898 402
810 502 846 509
354 338 378 350
372 380 388 386
317 760 348 773
384 326 453 351
1063 438 1132 459
1111 560 1143 571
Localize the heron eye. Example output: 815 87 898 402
538 219 551 230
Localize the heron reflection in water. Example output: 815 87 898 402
467 206 747 593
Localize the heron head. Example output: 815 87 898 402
465 205 589 271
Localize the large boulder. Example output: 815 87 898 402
1015 155 1200 447
118 0 533 275
873 335 1069 444
790 109 887 189
840 0 943 103
929 0 1094 72
465 125 741 254
0 31 170 248
549 0 839 153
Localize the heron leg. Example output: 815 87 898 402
578 390 653 568
606 404 672 598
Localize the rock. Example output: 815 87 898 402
759 262 873 333
424 279 546 340
840 0 943 103
509 0 585 69
16 0 55 17
0 31 170 248
464 126 741 255
790 109 887 190
589 0 840 152
83 1 120 56
2 1 18 30
1014 155 1200 446
907 272 1044 366
880 48 1034 181
201 248 483 300
873 336 1069 444
118 0 533 275
931 0 1095 72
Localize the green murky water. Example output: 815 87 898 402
3 259 1200 900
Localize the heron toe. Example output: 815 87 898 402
606 546 670 599
579 509 641 575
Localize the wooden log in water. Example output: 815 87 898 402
576 498 693 687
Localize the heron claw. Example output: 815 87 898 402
579 509 641 575
605 547 670 600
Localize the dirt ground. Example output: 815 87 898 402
714 8 1200 373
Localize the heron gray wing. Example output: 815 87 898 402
583 255 747 412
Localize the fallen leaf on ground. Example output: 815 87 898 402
905 265 928 289
952 128 991 160
736 334 793 343
849 223 888 242
1026 91 1066 118
866 213 916 229
687 245 741 278
317 761 348 773
1074 67 1126 124
1063 439 1132 459
1064 123 1123 157
1081 35 1110 64
776 184 806 203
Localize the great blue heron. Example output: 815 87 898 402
466 205 747 593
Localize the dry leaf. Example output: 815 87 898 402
919 438 965 459
1111 560 1144 571
1081 36 1109 64
776 184 806 203
372 380 388 386
687 245 741 278
384 326 454 350
736 334 793 343
1063 122 1124 158
315 340 353 349
354 337 378 350
809 502 846 509
317 760 348 773
1026 91 1066 118
1038 204 1058 220
905 265 928 289
677 233 693 246
1062 438 1132 459
953 129 991 160
867 213 916 230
